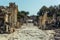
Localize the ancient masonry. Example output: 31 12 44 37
0 3 18 33
38 11 58 29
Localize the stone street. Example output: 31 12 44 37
0 23 55 40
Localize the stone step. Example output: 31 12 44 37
55 32 60 33
55 30 60 32
55 37 60 38
55 35 60 37
54 29 60 40
55 33 60 35
55 38 60 40
55 37 60 40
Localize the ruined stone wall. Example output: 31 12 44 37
39 12 48 26
42 12 48 26
8 3 18 28
38 12 54 29
0 3 19 33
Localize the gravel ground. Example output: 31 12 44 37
0 23 55 40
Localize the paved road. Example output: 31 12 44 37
0 23 55 40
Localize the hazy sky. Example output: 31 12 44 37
0 0 60 15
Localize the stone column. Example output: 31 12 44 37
5 14 9 32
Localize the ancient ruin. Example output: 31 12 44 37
38 11 60 30
0 3 18 33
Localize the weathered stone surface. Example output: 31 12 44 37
0 23 55 40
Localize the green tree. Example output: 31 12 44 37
37 6 48 16
20 11 29 16
17 11 29 19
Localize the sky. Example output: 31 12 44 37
0 0 60 15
